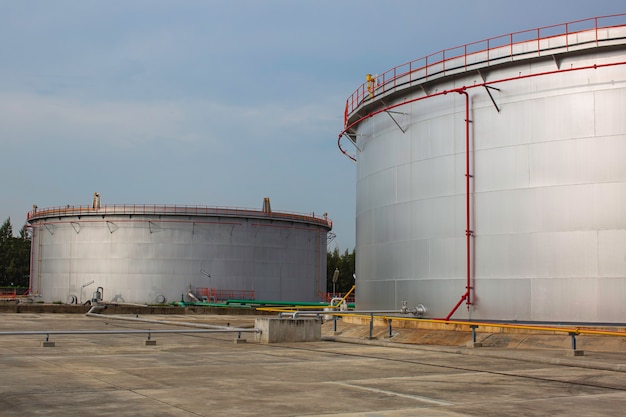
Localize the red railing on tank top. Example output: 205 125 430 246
344 13 626 124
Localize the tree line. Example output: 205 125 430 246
0 218 31 288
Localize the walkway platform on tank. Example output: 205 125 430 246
0 313 625 416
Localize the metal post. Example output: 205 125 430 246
471 325 478 343
144 329 157 346
369 313 374 339
567 332 583 356
466 325 482 348
388 319 393 338
332 268 339 299
42 333 55 347
333 315 337 332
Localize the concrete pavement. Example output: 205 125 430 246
0 313 625 416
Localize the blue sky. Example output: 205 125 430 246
1 1 623 250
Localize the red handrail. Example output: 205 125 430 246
196 288 255 302
0 289 17 301
343 13 626 124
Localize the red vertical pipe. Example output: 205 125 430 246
444 88 471 320
27 224 34 296
461 89 471 308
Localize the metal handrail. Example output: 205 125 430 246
344 13 626 121
27 204 332 228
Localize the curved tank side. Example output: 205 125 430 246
27 205 331 305
343 16 626 323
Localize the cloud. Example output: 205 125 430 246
0 90 343 149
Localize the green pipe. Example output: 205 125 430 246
172 301 252 308
173 299 355 309
225 299 356 308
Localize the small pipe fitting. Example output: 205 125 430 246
401 301 427 317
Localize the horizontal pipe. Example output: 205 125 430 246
85 311 254 331
225 299 336 307
0 329 260 336
276 310 417 318
342 314 626 338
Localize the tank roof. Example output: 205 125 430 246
27 204 332 230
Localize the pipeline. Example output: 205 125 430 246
272 302 426 319
279 310 407 318
174 301 253 308
0 328 260 337
333 285 355 309
350 314 626 338
224 299 355 308
86 306 255 332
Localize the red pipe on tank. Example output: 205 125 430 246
27 224 34 297
444 89 472 321
339 61 626 162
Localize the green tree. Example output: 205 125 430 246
0 217 12 242
0 218 31 288
327 247 355 296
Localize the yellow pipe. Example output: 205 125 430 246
256 305 337 313
255 308 626 338
346 314 626 338
335 285 355 308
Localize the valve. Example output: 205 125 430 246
401 301 426 317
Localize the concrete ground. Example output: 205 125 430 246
0 313 625 416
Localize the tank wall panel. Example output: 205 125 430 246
474 189 537 235
471 279 532 320
473 146 530 192
596 87 626 136
598 230 626 277
597 278 626 318
530 278 598 322
428 114 458 158
357 279 396 309
529 136 626 188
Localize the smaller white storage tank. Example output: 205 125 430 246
27 200 332 305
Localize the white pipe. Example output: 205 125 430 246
283 308 427 319
86 309 254 332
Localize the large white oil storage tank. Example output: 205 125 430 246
339 15 626 323
27 198 331 304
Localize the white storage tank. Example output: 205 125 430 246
27 200 331 304
340 15 626 323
